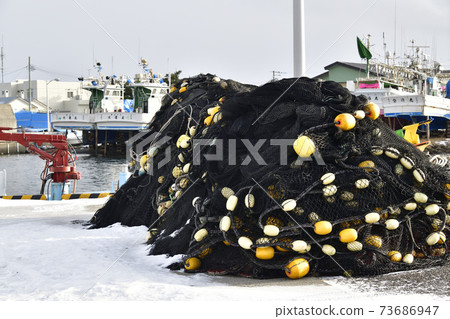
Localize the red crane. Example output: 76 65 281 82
0 127 81 197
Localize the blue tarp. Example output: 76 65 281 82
446 81 450 98
14 111 48 131
123 99 134 112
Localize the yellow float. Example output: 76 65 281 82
358 160 375 172
339 228 358 243
334 113 356 131
285 258 310 279
179 86 187 93
293 136 315 158
204 115 213 126
388 251 402 262
184 257 201 270
256 247 275 260
314 220 333 235
207 106 220 116
140 155 148 170
364 102 380 120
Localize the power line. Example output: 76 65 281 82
33 65 79 80
72 0 138 65
4 66 27 76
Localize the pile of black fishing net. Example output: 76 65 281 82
89 74 450 279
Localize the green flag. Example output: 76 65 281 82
357 37 372 59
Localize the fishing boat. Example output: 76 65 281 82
51 59 169 131
348 38 450 136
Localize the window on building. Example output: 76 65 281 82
67 91 74 98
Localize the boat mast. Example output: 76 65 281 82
366 35 371 78
394 0 397 60
293 0 306 77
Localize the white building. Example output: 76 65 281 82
0 96 47 113
0 79 91 113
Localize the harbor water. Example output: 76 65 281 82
0 153 128 195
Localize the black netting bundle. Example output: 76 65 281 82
89 74 450 279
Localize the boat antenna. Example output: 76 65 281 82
138 38 141 69
167 57 171 88
394 0 397 60
28 56 31 112
1 35 4 83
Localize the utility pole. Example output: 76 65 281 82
293 0 306 77
28 56 31 112
1 36 4 83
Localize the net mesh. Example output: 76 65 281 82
89 75 450 279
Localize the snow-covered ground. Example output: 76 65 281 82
1 198 449 318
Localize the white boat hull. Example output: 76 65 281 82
95 112 154 130
51 113 95 130
51 112 155 130
382 94 450 119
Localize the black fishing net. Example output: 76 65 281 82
89 74 450 279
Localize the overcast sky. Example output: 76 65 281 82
1 0 449 85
